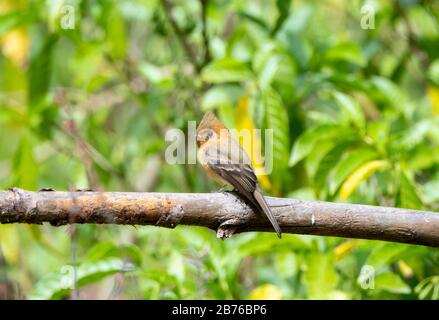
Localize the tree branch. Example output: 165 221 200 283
200 0 211 67
1 188 439 247
161 0 200 71
395 2 430 69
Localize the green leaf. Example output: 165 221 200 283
237 12 270 31
0 8 36 35
201 84 242 111
275 6 313 69
287 187 316 200
325 42 366 66
396 171 423 210
28 34 58 108
278 33 311 69
0 106 26 126
277 4 312 34
428 59 439 86
237 233 311 257
201 58 253 83
422 174 439 205
305 140 335 179
375 272 411 294
107 7 127 59
76 259 135 288
0 225 20 265
29 273 70 300
332 91 365 130
415 276 439 300
366 243 408 271
263 87 289 174
392 120 431 151
12 135 38 190
369 76 406 110
304 253 338 299
138 62 175 86
271 0 291 35
86 242 118 261
289 124 344 167
313 140 354 189
255 52 281 90
85 242 143 266
167 251 185 283
408 7 439 39
253 44 296 101
329 148 378 194
30 258 135 300
275 252 298 278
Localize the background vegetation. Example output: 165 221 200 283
0 0 439 299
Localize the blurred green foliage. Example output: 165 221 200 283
0 0 439 299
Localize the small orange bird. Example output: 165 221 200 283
196 111 282 238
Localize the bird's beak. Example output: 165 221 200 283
196 132 205 146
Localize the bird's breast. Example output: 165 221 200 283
198 143 231 187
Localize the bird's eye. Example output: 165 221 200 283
207 131 214 139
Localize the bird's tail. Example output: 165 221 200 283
253 188 282 239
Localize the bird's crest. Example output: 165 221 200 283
197 111 227 134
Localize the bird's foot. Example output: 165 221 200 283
216 218 244 240
39 188 55 192
211 186 234 193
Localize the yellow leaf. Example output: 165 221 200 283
428 85 439 116
235 96 272 190
248 284 283 300
0 1 26 14
334 240 360 261
27 225 63 257
0 224 20 265
1 29 29 68
0 1 29 68
0 0 15 12
398 260 414 279
340 160 389 200
328 290 349 300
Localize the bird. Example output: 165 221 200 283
196 111 282 238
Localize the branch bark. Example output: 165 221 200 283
1 188 439 247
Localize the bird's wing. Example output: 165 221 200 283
204 145 257 196
204 145 282 238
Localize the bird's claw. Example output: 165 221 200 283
211 186 235 193
39 188 55 192
216 218 243 240
217 226 236 240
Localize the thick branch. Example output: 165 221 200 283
1 188 439 247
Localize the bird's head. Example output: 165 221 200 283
196 128 215 146
196 111 226 147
